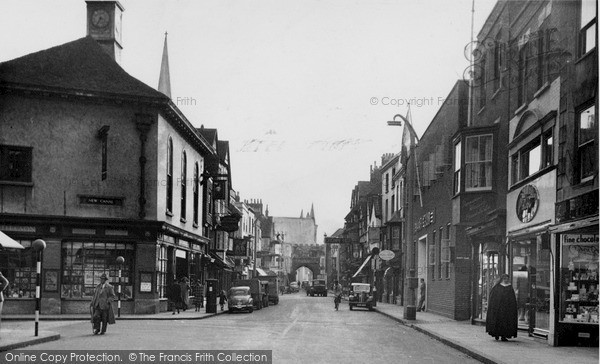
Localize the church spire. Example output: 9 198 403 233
300 209 304 219
158 31 171 98
310 203 315 220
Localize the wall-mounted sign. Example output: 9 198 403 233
379 250 395 261
79 195 124 206
516 184 539 223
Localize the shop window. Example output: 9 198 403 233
453 141 461 195
577 105 596 183
157 245 168 298
559 233 599 324
61 242 134 299
465 134 493 190
477 248 498 320
166 137 173 214
580 0 597 56
0 240 36 298
0 145 32 183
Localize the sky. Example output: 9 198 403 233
0 0 498 243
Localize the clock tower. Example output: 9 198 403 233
86 1 124 64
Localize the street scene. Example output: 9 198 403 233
0 0 598 363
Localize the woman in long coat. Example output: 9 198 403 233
179 277 190 311
486 273 518 341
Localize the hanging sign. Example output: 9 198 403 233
379 250 395 261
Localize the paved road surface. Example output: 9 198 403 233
5 293 481 364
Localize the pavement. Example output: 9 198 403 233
0 306 229 351
1 300 598 364
371 301 599 364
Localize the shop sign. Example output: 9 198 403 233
232 239 248 256
414 210 435 232
0 225 36 233
563 234 599 245
379 250 395 261
516 185 539 223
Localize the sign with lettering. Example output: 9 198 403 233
79 195 123 206
379 250 395 261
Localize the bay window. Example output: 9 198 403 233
465 135 493 190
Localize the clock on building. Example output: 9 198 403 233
91 9 110 28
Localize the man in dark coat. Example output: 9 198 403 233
486 273 518 341
167 282 183 314
90 273 116 335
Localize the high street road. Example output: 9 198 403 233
4 293 481 364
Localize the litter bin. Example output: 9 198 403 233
404 305 416 320
205 279 217 313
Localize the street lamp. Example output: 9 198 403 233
32 239 46 337
116 256 125 318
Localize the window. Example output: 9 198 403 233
166 138 173 214
580 0 597 55
0 240 36 298
536 29 548 90
157 245 167 298
445 224 451 279
385 173 389 193
181 151 187 220
391 195 395 214
453 141 461 194
518 43 530 106
511 130 554 185
0 145 32 183
578 105 596 182
392 167 396 188
392 226 400 250
430 231 436 279
437 227 443 279
193 162 199 225
479 55 487 109
384 199 388 222
465 135 493 190
493 35 502 91
61 242 134 299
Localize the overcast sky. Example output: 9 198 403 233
1 0 497 243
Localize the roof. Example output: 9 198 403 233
197 127 218 147
217 140 229 163
0 37 167 101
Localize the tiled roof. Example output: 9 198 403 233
197 127 218 146
217 140 229 162
0 37 167 101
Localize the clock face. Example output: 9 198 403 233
91 9 110 28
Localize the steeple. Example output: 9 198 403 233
310 203 315 220
300 210 304 219
158 31 171 98
265 205 269 217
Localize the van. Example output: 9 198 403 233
233 278 265 310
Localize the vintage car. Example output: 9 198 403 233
288 282 300 293
348 283 375 311
308 279 327 297
227 286 254 313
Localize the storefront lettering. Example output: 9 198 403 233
0 225 36 233
563 234 600 245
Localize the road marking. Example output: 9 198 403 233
282 317 298 337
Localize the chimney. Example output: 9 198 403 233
86 1 124 64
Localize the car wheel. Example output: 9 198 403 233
324 292 327 297
349 305 353 311
249 308 253 313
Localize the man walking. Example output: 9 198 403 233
90 273 116 335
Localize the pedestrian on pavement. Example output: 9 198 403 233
0 271 9 333
179 277 190 312
486 273 518 341
417 278 426 312
332 280 343 310
192 280 204 311
90 273 116 335
219 290 227 311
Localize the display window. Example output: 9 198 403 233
0 240 36 299
476 244 498 320
61 242 134 299
559 233 599 324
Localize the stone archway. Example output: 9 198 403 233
291 257 321 283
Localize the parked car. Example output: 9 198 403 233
234 278 265 309
308 279 327 297
289 282 299 293
227 286 253 313
348 283 375 310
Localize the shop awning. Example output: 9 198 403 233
209 252 234 269
0 231 24 250
352 255 372 278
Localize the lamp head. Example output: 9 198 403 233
387 114 404 126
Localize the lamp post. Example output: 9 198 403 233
387 111 420 319
116 256 124 318
32 239 46 337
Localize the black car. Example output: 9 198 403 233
307 279 327 297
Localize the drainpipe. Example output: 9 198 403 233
135 114 153 219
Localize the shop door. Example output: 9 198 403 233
511 234 551 336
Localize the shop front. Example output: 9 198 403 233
0 216 208 315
